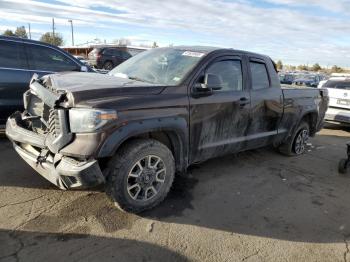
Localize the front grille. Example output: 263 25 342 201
48 109 61 137
25 91 63 137
27 95 44 117
24 81 72 153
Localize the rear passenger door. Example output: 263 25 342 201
25 44 80 78
246 57 283 149
0 40 31 124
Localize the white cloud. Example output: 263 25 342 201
0 0 350 66
264 0 350 15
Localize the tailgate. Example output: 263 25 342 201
327 88 350 109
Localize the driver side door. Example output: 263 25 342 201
189 55 251 163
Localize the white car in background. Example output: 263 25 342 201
321 74 350 125
73 55 89 66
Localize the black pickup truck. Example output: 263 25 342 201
6 46 329 213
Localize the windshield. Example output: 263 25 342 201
109 48 206 85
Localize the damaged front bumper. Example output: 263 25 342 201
6 112 105 189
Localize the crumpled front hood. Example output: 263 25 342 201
41 72 165 106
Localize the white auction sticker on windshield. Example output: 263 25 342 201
182 51 205 58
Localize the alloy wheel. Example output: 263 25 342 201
294 129 309 155
127 155 166 201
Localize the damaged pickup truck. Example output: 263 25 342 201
6 47 329 213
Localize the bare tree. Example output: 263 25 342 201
312 63 322 72
14 26 28 39
276 60 283 70
2 29 15 36
331 65 343 73
40 32 64 46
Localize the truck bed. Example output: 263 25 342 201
281 85 328 100
280 86 329 136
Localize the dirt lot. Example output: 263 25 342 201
1 125 350 262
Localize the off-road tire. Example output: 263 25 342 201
279 121 310 156
106 139 175 213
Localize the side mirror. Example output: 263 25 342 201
196 73 222 91
80 66 88 72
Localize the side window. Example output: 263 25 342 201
121 51 131 60
27 45 78 72
114 50 122 57
103 49 113 55
0 40 27 69
250 61 270 90
114 50 127 58
206 60 243 91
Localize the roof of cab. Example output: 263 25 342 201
169 45 271 60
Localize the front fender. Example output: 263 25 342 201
98 117 189 168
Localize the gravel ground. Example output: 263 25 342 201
0 124 350 262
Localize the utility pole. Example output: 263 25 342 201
28 23 31 39
52 18 55 37
68 19 74 46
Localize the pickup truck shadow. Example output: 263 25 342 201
2 133 350 244
144 132 350 244
0 138 53 189
0 229 188 261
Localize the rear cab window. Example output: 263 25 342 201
0 40 28 69
250 61 270 90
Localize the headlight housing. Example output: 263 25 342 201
69 108 117 133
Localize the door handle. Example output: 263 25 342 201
239 97 250 106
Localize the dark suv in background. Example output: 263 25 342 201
88 47 132 70
0 36 93 127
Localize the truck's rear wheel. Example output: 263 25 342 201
279 121 310 156
106 139 175 213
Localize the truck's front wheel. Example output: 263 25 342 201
106 139 175 213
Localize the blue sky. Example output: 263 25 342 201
1 0 350 67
